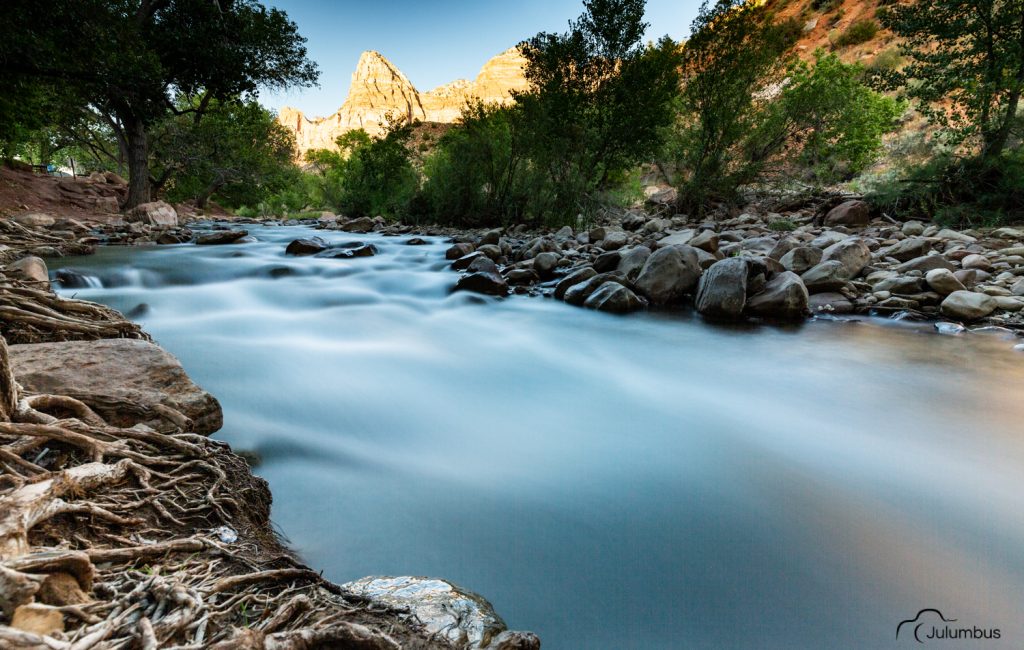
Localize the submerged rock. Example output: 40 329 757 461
10 339 223 434
341 576 539 650
583 282 646 313
196 229 248 245
455 271 509 296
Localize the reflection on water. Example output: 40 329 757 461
54 224 1024 649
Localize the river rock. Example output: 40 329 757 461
695 257 748 319
894 254 956 274
564 273 623 306
466 256 498 274
128 201 178 227
961 253 992 271
822 238 870 277
598 230 628 251
452 252 486 271
480 229 502 246
902 220 925 236
446 243 475 260
505 268 539 285
196 229 248 245
583 282 646 313
824 200 871 227
616 246 651 281
802 260 850 293
634 245 702 305
317 243 377 258
780 247 822 274
286 237 329 255
533 251 561 279
1011 278 1024 296
342 216 375 233
925 268 966 295
455 271 509 296
341 576 538 650
879 237 932 262
809 292 854 314
688 230 719 253
554 267 597 300
746 272 809 321
7 256 49 286
10 339 223 434
13 212 56 228
940 290 997 321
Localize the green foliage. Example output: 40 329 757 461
877 0 1024 161
306 123 418 219
833 19 879 48
768 218 797 231
868 47 905 73
155 99 299 208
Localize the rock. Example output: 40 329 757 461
879 237 932 262
505 268 539 285
157 232 190 245
285 237 329 255
616 246 651 281
961 253 992 271
54 269 100 289
809 292 854 314
406 237 428 245
994 296 1024 312
10 339 223 434
11 603 63 636
454 271 509 296
779 247 822 274
936 228 977 243
634 245 702 305
480 229 502 246
940 290 997 321
554 267 598 300
13 212 56 228
873 275 924 294
902 220 926 236
564 274 623 306
7 256 49 286
343 216 375 233
622 213 646 231
746 272 809 321
553 225 574 241
598 230 628 251
452 252 486 271
768 237 800 261
802 260 850 293
658 230 695 247
477 244 501 261
446 243 476 260
925 268 967 295
466 256 498 274
695 258 748 320
822 238 871 277
196 230 248 245
934 322 966 336
593 251 622 273
955 268 990 288
894 254 956 274
810 231 849 249
583 282 646 313
317 243 377 258
533 252 561 279
642 218 670 235
519 237 559 261
341 576 535 650
739 236 777 255
688 230 719 253
824 200 871 227
646 187 678 206
1011 278 1024 296
128 201 178 227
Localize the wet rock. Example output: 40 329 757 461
286 237 329 256
341 576 537 650
406 237 428 245
343 216 375 233
634 245 702 305
480 229 502 246
746 271 809 321
7 256 49 286
446 243 476 260
519 237 559 261
54 269 100 289
583 282 646 313
196 229 248 245
454 271 509 296
925 268 966 295
453 252 487 271
616 246 651 282
467 256 499 274
564 273 624 306
317 243 377 259
128 200 178 227
809 292 854 314
554 267 597 300
593 251 622 273
477 244 502 261
157 232 190 245
10 339 223 434
940 290 997 321
695 257 748 320
505 268 540 285
822 238 870 278
533 252 561 279
824 200 871 227
802 260 851 293
780 247 822 274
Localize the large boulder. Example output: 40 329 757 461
583 282 646 313
940 291 997 321
454 271 509 296
6 256 49 287
634 245 702 305
746 272 810 321
821 238 871 278
564 274 624 306
286 237 329 255
13 212 56 228
127 201 178 227
878 237 932 262
695 257 748 320
10 339 223 434
779 247 823 274
823 200 871 227
616 246 651 281
341 576 539 650
925 268 966 295
801 260 851 294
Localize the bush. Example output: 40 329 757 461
833 20 879 48
768 218 797 231
868 47 904 73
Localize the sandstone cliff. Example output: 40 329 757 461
281 48 529 158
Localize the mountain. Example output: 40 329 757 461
279 48 530 157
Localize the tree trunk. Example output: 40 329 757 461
124 115 151 209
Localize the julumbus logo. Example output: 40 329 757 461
897 609 1002 644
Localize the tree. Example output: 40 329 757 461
517 0 683 222
672 0 800 211
0 0 318 208
878 0 1024 161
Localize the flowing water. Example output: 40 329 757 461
52 223 1024 648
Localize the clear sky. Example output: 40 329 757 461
262 0 701 118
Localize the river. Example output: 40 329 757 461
52 223 1024 648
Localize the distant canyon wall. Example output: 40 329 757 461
278 48 530 157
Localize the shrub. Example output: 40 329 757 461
834 19 879 48
768 218 797 231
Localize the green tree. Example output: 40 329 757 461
0 0 318 208
878 0 1024 161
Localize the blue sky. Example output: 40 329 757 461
263 0 701 117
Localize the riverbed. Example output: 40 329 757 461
53 223 1024 648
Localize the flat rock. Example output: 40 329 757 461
940 290 997 321
894 254 956 274
196 230 248 245
809 292 854 314
10 339 223 434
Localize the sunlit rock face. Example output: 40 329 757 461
280 48 529 157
